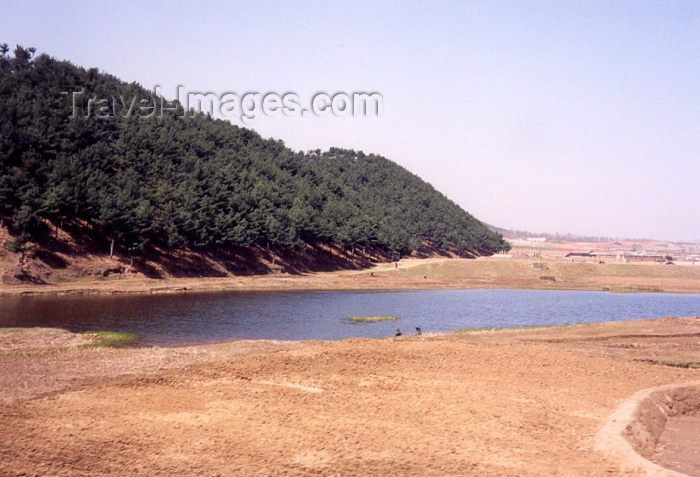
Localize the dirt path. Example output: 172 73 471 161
347 257 455 273
1 318 699 476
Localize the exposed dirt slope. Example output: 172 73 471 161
0 222 403 285
2 256 700 296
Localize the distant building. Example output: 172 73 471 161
526 237 547 243
565 251 594 259
510 237 547 245
623 254 667 263
565 251 623 262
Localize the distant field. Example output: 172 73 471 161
1 257 699 296
380 258 700 293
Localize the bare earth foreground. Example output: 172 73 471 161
1 318 700 476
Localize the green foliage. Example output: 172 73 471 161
349 315 399 322
83 330 140 347
454 327 494 332
455 323 577 332
0 46 510 258
4 234 30 254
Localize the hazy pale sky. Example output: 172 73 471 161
2 0 698 241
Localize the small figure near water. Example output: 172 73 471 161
415 327 422 335
395 329 402 337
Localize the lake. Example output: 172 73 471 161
0 289 698 346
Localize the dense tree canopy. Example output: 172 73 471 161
0 46 509 257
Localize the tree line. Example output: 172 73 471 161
0 45 509 259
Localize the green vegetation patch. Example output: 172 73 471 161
455 326 494 333
83 331 140 347
636 358 700 369
349 315 399 323
455 323 578 333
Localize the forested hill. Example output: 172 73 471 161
0 46 508 278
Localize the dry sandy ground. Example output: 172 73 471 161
2 257 700 297
1 318 700 476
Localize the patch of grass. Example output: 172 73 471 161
83 331 140 347
662 360 700 369
520 323 581 329
349 315 398 323
455 326 494 333
609 288 644 294
455 323 579 333
636 358 700 369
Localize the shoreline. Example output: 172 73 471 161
0 262 700 297
1 280 698 298
2 257 700 297
2 317 699 475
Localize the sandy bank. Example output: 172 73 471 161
2 258 700 297
1 317 700 475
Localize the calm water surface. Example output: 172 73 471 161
0 289 698 346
